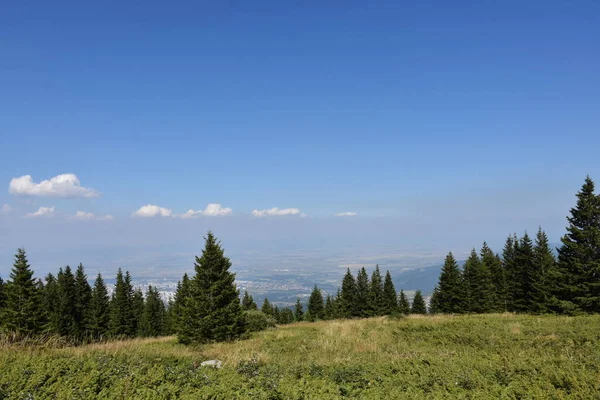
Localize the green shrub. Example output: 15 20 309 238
244 310 276 333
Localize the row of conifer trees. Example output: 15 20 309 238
0 255 169 341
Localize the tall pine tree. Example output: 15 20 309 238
242 290 258 310
141 286 165 337
88 273 110 338
355 267 370 317
369 265 385 316
398 290 410 315
436 252 464 314
109 268 134 337
74 263 92 338
306 285 324 322
556 176 600 313
56 266 77 337
503 234 520 311
382 271 398 315
178 232 246 344
530 228 557 313
339 269 357 318
294 299 304 321
2 249 44 335
411 290 427 314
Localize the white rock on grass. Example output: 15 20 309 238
200 360 222 369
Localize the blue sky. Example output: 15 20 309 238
1 1 599 275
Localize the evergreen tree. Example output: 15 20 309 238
530 228 557 313
141 286 165 337
56 266 77 337
429 286 441 314
306 285 325 322
2 249 44 335
43 273 60 333
109 268 134 337
88 273 110 338
74 263 92 338
556 176 600 313
369 265 385 316
178 232 246 344
382 271 398 315
513 233 535 313
164 298 175 335
324 294 334 320
332 289 343 319
411 290 427 314
242 290 258 310
480 243 505 312
132 287 145 336
398 290 410 315
279 308 294 324
0 277 6 326
294 299 304 322
462 248 494 313
261 298 274 316
503 234 520 311
171 273 191 334
355 267 370 317
339 269 357 318
273 305 281 323
436 252 464 313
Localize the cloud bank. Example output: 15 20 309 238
70 211 114 221
252 207 302 217
133 204 172 218
9 174 100 198
335 212 357 217
25 206 56 218
180 203 233 218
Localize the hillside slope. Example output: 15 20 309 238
1 314 599 399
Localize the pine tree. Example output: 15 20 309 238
503 234 519 311
2 249 44 335
324 294 334 320
369 265 385 316
280 308 294 324
436 252 464 314
56 266 77 337
178 232 246 344
171 273 191 334
339 269 357 318
294 299 304 322
480 243 505 312
74 263 92 339
429 287 441 314
382 271 398 315
0 277 6 324
356 267 370 317
141 286 165 337
513 233 535 313
261 298 274 316
43 273 60 333
273 305 281 323
109 268 134 337
530 228 557 313
398 289 410 315
132 287 145 336
556 176 600 313
462 248 494 313
411 290 427 314
88 273 110 338
242 290 258 311
307 285 325 322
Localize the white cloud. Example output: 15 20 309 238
335 212 357 217
251 207 302 217
180 203 233 218
70 211 114 221
133 204 172 218
1 204 12 214
9 174 100 198
25 206 56 218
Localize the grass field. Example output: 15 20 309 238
1 314 599 399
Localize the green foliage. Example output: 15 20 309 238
530 228 558 313
382 271 398 315
324 294 334 320
436 252 464 314
307 285 324 322
88 274 110 338
0 277 6 318
2 249 44 335
397 290 410 315
355 267 370 318
109 268 135 337
178 231 246 344
428 286 441 314
462 248 494 313
140 286 165 337
278 307 294 324
410 290 427 314
241 290 258 311
74 264 92 338
368 265 384 316
294 299 304 322
513 233 535 313
338 269 357 318
557 176 600 313
132 288 145 336
171 273 191 334
244 310 276 332
480 243 505 312
56 266 77 337
261 298 274 316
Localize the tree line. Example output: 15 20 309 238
431 176 600 315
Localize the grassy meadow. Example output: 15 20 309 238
1 314 599 399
